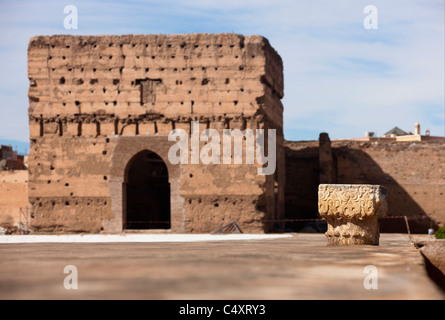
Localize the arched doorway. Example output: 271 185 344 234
125 150 171 230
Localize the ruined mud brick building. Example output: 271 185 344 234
27 34 285 233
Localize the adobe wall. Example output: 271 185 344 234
333 140 445 232
27 34 285 233
0 170 30 233
284 141 319 224
284 139 445 233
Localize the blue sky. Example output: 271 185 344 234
0 0 444 154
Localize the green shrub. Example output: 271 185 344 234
436 225 445 239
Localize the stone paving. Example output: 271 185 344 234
0 233 443 300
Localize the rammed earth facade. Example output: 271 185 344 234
27 33 285 233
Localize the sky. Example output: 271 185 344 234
0 0 444 154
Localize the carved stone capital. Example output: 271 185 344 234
318 184 388 245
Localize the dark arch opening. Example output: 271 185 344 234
125 150 171 230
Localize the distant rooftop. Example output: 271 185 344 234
384 127 409 137
335 123 445 142
0 144 27 171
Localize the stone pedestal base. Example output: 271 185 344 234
318 184 388 245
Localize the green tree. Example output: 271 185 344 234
435 225 445 239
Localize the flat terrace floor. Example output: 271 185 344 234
0 233 443 300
